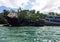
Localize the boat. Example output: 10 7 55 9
45 16 60 26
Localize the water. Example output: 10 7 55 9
0 26 60 42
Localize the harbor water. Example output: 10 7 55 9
0 26 60 42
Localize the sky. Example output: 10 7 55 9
0 0 60 13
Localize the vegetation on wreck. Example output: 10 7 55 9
0 8 60 26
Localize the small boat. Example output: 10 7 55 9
45 16 60 26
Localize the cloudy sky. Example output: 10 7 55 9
0 0 60 13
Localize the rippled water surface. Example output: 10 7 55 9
0 26 60 42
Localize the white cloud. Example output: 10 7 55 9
0 0 60 13
0 0 29 8
31 0 60 13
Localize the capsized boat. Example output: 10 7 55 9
45 16 60 26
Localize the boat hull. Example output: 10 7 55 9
45 21 60 26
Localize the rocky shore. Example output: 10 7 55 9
1 12 44 26
5 17 44 26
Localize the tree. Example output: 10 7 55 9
3 9 10 16
49 12 55 15
36 11 40 14
30 10 35 14
17 7 22 13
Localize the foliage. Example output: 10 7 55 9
3 9 10 16
49 12 55 15
0 8 60 24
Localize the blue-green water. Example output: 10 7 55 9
0 26 60 42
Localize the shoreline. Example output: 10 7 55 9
0 24 45 26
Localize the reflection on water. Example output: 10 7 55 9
0 26 60 42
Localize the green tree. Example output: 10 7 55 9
17 7 22 13
49 12 55 15
30 10 35 14
3 9 10 16
36 11 40 14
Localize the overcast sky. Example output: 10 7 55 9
0 0 60 13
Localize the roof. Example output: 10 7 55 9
7 12 18 18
